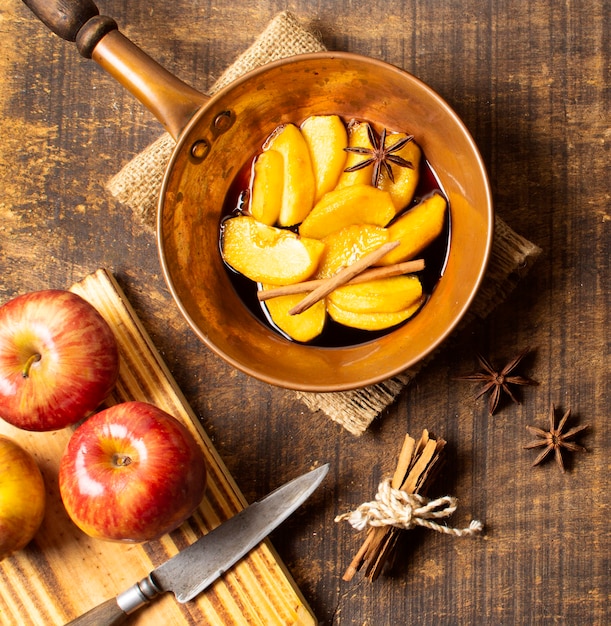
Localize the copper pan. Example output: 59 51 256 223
22 0 494 392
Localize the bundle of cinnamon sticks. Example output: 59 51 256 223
342 430 446 581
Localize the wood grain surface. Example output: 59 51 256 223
0 269 317 625
0 1 609 625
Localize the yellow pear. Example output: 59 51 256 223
261 287 326 343
221 216 324 285
315 224 389 279
327 275 423 314
299 184 395 239
377 134 422 211
377 191 447 265
335 120 375 188
265 123 316 227
249 149 284 226
327 295 426 331
301 115 348 202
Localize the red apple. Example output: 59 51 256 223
0 290 119 431
59 401 207 542
0 435 46 561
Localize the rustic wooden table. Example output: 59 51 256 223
1 1 608 624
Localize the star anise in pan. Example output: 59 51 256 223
524 404 588 473
456 347 539 415
344 124 415 187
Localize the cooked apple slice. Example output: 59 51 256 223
315 224 389 279
335 120 374 188
265 123 316 227
221 216 324 285
377 134 422 211
377 191 447 266
261 286 326 343
301 115 348 202
327 275 423 314
327 295 426 331
249 149 284 226
299 184 395 239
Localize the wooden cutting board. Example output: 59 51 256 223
0 268 317 626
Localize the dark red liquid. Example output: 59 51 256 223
220 137 450 348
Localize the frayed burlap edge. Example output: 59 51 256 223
106 11 543 435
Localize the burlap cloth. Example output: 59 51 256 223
107 11 541 436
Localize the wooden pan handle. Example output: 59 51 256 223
22 0 117 57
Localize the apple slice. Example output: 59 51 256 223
265 123 316 227
315 224 389 279
377 191 448 266
327 275 423 314
335 120 374 188
299 184 396 239
261 286 326 343
222 216 325 285
249 149 284 226
301 115 348 202
327 295 426 331
377 134 422 211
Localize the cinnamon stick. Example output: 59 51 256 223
342 430 446 582
392 434 416 489
288 241 400 315
257 258 425 302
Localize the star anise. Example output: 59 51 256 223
455 347 538 415
343 124 415 187
524 404 588 472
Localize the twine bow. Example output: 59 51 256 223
335 478 483 537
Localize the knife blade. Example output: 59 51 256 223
65 463 329 626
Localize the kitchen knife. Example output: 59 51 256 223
65 463 329 626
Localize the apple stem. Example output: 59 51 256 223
113 453 132 467
22 353 41 378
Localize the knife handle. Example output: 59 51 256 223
66 575 163 625
65 598 129 626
